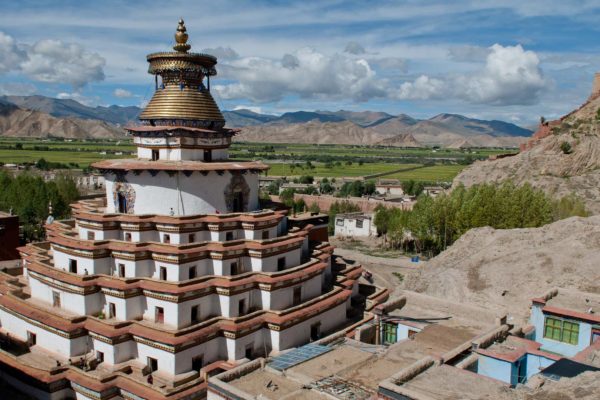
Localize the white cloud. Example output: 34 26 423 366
56 92 100 107
0 32 26 73
215 47 387 103
233 105 263 114
395 44 546 106
0 31 105 89
344 41 366 55
447 45 491 62
201 46 239 60
113 88 133 98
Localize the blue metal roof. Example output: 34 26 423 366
269 343 333 371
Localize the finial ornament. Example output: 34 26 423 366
173 18 191 52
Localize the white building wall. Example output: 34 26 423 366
104 171 260 216
250 247 301 273
334 216 374 237
29 278 103 316
0 309 87 358
52 248 111 276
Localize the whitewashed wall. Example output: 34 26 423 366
104 171 260 216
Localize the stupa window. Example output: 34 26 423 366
262 230 269 240
163 234 171 244
188 266 197 279
238 299 246 316
147 357 158 372
188 233 195 243
87 231 95 240
108 303 116 319
159 267 167 280
151 149 160 161
52 291 61 308
191 305 199 323
225 231 234 241
118 264 125 278
69 259 77 274
277 257 286 271
155 307 164 324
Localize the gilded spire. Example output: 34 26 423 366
173 18 191 53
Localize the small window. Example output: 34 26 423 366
356 219 363 228
69 259 77 274
108 303 116 319
293 287 302 306
163 234 170 244
188 266 197 280
87 231 95 240
336 219 344 226
147 357 158 372
231 262 239 275
188 233 196 243
191 305 199 323
124 232 132 242
262 230 269 240
238 299 246 316
27 331 36 346
155 306 164 324
118 263 125 278
225 232 234 241
277 257 286 271
192 355 203 371
52 291 61 308
245 345 253 359
544 317 579 345
310 323 321 341
160 267 167 281
151 149 160 161
96 351 104 363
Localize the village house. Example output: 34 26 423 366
334 212 377 237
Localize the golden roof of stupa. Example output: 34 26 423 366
139 19 224 124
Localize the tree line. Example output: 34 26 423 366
373 182 588 256
0 171 79 242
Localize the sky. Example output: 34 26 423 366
1 0 600 126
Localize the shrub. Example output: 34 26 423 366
560 142 572 154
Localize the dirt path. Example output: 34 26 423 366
331 238 422 295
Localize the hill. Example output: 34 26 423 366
237 120 396 145
404 215 600 323
0 102 124 139
2 95 140 125
453 75 600 213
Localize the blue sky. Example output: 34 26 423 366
1 0 600 125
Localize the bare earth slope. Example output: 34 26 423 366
404 216 600 323
454 95 600 213
0 103 124 139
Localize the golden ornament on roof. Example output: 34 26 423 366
173 18 191 52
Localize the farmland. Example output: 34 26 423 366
0 138 512 182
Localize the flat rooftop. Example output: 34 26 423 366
397 365 511 400
228 368 330 400
541 289 600 316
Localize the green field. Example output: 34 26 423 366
263 162 422 178
0 149 131 167
0 138 500 182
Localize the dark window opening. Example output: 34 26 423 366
293 287 302 306
204 149 212 162
151 149 160 161
108 303 116 319
124 232 132 241
225 231 234 241
69 259 77 274
188 233 196 243
163 234 170 244
310 322 321 341
147 357 158 372
191 305 199 323
188 266 197 280
87 231 95 240
245 345 253 359
192 355 203 371
231 262 239 275
117 192 127 213
262 230 270 240
118 263 126 278
160 267 167 281
238 299 246 316
232 191 244 212
277 257 286 271
155 306 164 324
96 351 104 364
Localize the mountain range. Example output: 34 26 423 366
0 95 532 147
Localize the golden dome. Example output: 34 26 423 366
139 85 224 123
